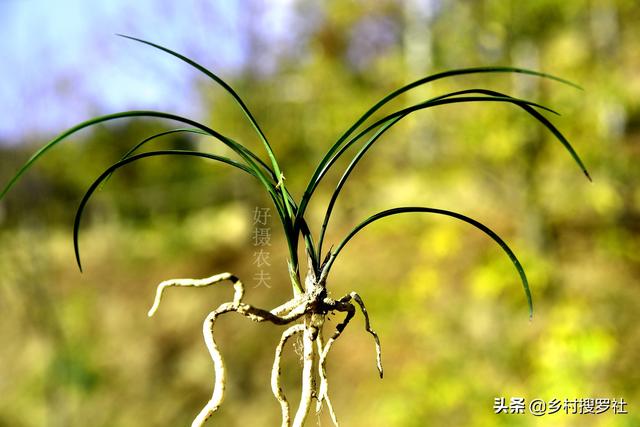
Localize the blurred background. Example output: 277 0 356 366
0 0 638 426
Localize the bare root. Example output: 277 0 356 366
292 316 316 427
272 324 305 426
147 272 244 317
192 303 234 427
347 292 383 378
147 273 384 427
316 328 339 426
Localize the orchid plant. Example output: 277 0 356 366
0 35 590 427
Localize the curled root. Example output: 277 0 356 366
148 273 383 427
272 324 305 426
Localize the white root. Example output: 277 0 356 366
191 303 235 427
344 292 383 378
147 272 244 317
270 295 305 317
146 271 384 427
191 302 302 427
272 324 305 427
292 317 316 427
316 329 339 426
316 329 327 413
315 302 356 426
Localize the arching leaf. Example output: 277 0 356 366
73 149 256 272
328 206 533 319
316 89 590 258
298 66 582 222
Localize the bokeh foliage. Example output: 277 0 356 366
1 0 638 426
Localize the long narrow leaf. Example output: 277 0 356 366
0 110 285 220
316 114 404 259
298 67 582 222
329 95 589 184
117 128 275 179
422 90 591 181
328 206 533 318
103 129 206 185
278 188 317 273
306 94 588 245
117 35 280 169
1 110 271 199
122 128 208 159
427 89 560 115
314 95 567 190
118 35 297 241
316 89 589 258
73 149 256 272
0 110 299 280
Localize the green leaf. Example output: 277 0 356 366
102 128 206 185
73 150 257 272
297 66 581 228
122 128 209 158
116 35 280 169
0 110 304 287
316 89 590 259
316 114 404 259
118 35 298 251
328 206 533 319
116 128 275 179
315 95 571 191
1 111 271 199
427 88 560 115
